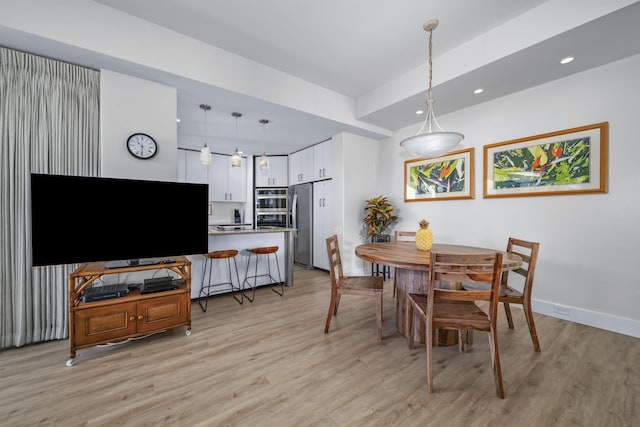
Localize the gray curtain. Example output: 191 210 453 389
0 47 100 348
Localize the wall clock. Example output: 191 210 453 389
126 133 158 160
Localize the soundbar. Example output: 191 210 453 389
140 277 179 294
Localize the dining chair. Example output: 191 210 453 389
407 251 506 398
325 235 384 341
392 231 416 298
462 238 541 352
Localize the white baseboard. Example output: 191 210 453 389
353 263 639 339
532 298 640 339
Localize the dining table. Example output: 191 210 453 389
355 241 522 345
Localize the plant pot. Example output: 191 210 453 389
371 234 391 243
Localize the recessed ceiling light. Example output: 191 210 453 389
560 56 574 65
473 88 484 94
416 110 424 115
176 118 181 123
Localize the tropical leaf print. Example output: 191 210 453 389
492 137 591 189
410 158 466 195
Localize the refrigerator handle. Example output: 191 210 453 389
292 193 298 238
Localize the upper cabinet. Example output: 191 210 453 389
313 139 333 181
288 147 314 185
178 149 208 184
289 139 333 185
288 152 299 184
210 154 247 202
177 149 247 202
255 155 288 187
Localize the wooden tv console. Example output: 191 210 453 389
67 256 191 366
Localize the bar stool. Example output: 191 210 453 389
199 249 242 312
242 246 284 302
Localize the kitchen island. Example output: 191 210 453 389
189 227 295 299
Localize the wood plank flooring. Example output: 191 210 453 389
1 266 638 426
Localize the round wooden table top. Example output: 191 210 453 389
355 241 522 271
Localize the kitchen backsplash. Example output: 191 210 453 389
209 201 247 225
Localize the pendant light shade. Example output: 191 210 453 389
199 104 212 165
259 155 269 170
400 19 464 158
231 112 243 168
258 119 269 171
231 147 242 167
200 144 211 165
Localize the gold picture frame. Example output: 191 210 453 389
483 122 608 198
404 148 474 202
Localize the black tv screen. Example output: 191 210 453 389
30 174 208 267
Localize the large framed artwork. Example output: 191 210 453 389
404 148 474 202
483 122 608 198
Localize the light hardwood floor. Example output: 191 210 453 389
1 266 638 426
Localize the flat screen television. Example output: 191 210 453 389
30 173 208 268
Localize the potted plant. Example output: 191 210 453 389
364 195 398 242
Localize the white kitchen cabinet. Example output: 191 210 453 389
210 153 247 202
288 152 299 185
313 139 333 181
255 155 288 187
227 157 246 202
178 149 208 184
288 147 314 185
313 180 332 270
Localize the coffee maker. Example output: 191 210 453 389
234 209 242 224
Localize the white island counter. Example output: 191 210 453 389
189 227 295 299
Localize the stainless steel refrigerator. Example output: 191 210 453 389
290 183 313 268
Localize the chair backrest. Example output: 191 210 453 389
504 238 540 298
326 235 343 290
428 252 504 322
395 230 416 242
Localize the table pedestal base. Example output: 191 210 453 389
395 268 458 346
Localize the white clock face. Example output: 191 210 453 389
126 133 158 159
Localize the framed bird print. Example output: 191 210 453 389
404 148 474 202
483 122 608 198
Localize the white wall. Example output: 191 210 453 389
331 132 381 275
100 70 177 181
374 54 640 338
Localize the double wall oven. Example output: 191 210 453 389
255 188 288 228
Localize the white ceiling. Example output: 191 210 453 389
3 0 640 156
95 0 548 98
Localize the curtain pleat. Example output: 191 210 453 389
0 47 100 348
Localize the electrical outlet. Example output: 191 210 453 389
552 305 571 316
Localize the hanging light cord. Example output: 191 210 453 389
398 18 464 158
427 26 433 101
261 119 269 153
200 103 211 143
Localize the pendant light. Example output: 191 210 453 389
258 119 269 171
199 104 212 165
231 112 243 168
400 19 464 158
